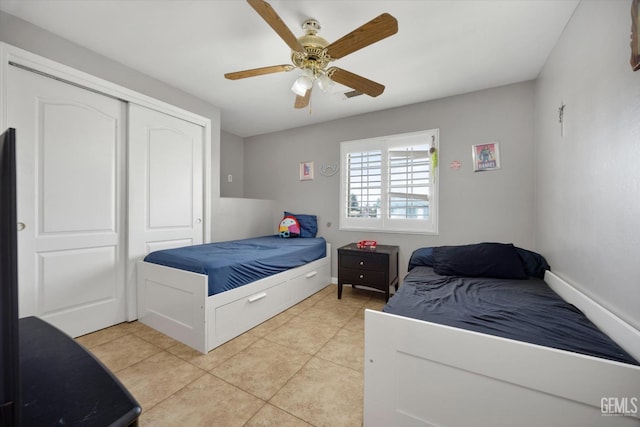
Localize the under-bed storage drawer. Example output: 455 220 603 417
286 261 331 304
213 257 331 344
214 280 289 342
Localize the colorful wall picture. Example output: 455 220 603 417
472 142 500 171
299 161 314 180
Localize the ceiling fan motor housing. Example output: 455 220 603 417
292 19 332 75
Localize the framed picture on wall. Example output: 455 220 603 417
472 142 500 172
631 0 640 71
299 161 314 180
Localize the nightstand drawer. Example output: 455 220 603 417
340 253 387 271
339 268 387 286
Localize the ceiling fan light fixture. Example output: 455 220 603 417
291 69 314 96
317 73 334 93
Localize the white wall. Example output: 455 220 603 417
534 0 640 329
212 198 279 242
244 81 537 278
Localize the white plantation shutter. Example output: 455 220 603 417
346 150 382 218
340 129 438 234
388 145 430 220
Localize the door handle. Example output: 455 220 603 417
17 222 25 231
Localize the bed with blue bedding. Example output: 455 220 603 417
384 266 638 365
383 243 637 365
137 219 331 354
364 243 640 426
143 235 326 296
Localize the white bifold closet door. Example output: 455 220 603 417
127 104 204 303
8 65 127 337
8 65 205 338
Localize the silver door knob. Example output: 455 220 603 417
17 222 25 231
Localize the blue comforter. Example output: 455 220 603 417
144 235 326 296
384 266 638 365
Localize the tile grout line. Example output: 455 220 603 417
107 331 209 417
136 368 211 416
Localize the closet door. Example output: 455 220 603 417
7 65 127 337
127 104 204 311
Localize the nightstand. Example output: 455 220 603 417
337 243 399 301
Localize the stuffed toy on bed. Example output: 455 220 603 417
279 215 301 238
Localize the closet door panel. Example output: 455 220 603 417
147 127 194 228
7 65 126 337
128 104 204 317
41 103 117 233
38 247 117 313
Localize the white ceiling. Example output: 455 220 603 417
0 0 579 138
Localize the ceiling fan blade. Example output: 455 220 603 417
247 0 305 53
329 67 385 97
225 64 294 80
294 89 311 109
326 13 398 60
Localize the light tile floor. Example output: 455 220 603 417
76 284 386 427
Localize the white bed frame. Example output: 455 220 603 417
137 243 331 353
364 270 640 426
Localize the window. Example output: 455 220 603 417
340 129 438 234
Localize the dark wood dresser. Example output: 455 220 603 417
337 243 399 301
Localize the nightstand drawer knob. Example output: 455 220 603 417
359 274 364 279
359 261 364 266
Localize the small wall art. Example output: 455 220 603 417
472 142 500 172
299 161 314 180
319 162 339 177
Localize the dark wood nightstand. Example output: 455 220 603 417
337 243 399 302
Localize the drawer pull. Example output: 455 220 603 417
248 292 267 303
359 261 364 266
306 271 318 279
359 274 364 279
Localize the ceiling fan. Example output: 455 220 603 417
224 0 398 109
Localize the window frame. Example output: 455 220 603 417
339 129 439 235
